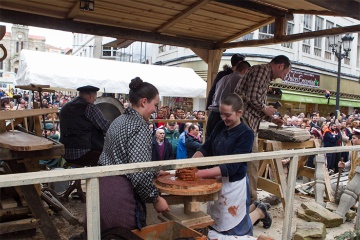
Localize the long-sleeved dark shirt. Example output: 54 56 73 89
206 68 233 110
198 120 254 182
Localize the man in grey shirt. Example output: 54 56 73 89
206 61 251 139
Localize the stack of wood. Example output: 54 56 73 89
258 122 310 142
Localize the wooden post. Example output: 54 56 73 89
282 155 298 240
86 178 100 240
206 49 223 98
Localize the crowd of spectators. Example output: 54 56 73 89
2 87 359 173
1 89 78 111
276 109 359 176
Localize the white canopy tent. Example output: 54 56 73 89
15 50 206 98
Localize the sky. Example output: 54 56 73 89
1 22 73 49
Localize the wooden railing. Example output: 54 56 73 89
1 145 360 240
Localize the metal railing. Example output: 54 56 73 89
1 145 360 240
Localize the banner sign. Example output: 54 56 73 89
283 68 320 88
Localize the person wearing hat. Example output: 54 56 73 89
205 54 246 116
59 85 110 166
335 128 360 222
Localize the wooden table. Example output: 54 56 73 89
0 131 64 239
154 174 222 229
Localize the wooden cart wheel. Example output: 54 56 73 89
0 44 7 62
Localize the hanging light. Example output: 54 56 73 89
328 35 338 49
79 0 94 11
342 34 354 56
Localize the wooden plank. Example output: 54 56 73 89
0 9 215 50
162 208 213 228
155 0 212 33
0 145 359 188
0 143 64 161
265 140 315 151
0 218 39 234
220 24 360 49
0 108 58 121
282 155 298 240
306 0 360 20
0 198 18 209
86 178 101 240
298 166 315 179
257 177 283 198
324 165 335 202
0 206 31 217
0 131 53 151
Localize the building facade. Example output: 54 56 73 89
0 24 45 74
152 15 360 116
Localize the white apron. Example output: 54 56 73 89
208 176 247 232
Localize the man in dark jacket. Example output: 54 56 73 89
152 128 174 161
60 85 110 166
205 54 245 113
185 124 202 158
323 123 341 172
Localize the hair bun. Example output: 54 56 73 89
129 77 143 90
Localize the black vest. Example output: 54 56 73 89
60 97 104 150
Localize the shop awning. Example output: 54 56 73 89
281 90 360 107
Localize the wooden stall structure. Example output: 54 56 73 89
257 138 334 208
0 109 64 239
0 1 359 97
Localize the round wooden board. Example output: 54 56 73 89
154 174 222 196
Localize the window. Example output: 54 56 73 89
102 46 117 57
314 16 323 57
259 23 274 39
302 14 312 54
325 21 334 60
21 41 24 50
281 21 294 48
158 45 166 53
16 42 19 53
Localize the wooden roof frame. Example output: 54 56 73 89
0 0 359 95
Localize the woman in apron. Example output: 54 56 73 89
191 93 272 238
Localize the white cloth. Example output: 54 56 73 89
208 230 256 240
208 176 247 232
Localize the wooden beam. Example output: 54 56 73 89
66 1 80 19
219 24 360 49
0 9 215 50
289 10 343 16
155 0 211 33
305 0 360 21
274 17 286 41
103 38 134 48
0 108 58 121
219 17 275 44
214 0 289 18
190 47 209 63
206 49 223 97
